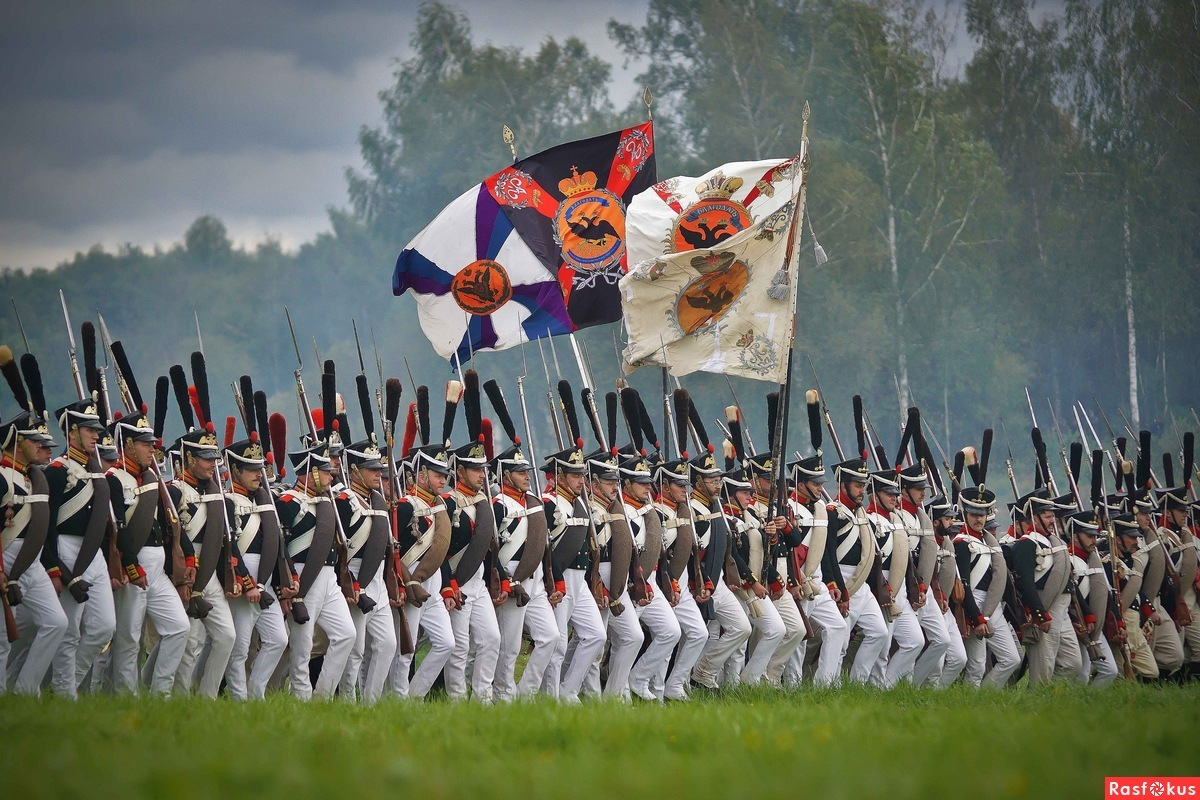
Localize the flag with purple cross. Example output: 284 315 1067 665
391 182 572 362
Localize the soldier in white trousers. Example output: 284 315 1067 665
653 457 707 702
957 487 1022 688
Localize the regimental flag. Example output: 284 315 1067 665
619 158 805 384
484 122 656 330
392 184 572 362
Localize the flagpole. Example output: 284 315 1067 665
765 101 811 522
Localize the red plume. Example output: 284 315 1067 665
481 417 494 461
224 416 237 448
188 385 206 428
310 408 324 437
401 402 417 458
268 413 287 479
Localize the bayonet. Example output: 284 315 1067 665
1048 400 1083 511
312 337 321 372
724 376 757 455
999 418 1021 500
11 299 30 354
58 291 86 399
285 307 303 371
536 335 564 448
516 343 542 496
1077 402 1118 478
370 321 384 389
403 357 417 397
1024 387 1038 429
805 353 844 461
352 319 366 375
194 310 204 357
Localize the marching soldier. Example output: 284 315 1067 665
277 439 355 700
688 414 752 691
491 441 561 702
826 457 889 684
542 442 605 704
224 434 291 700
924 496 969 687
390 438 456 699
720 453 785 687
1111 503 1158 680
0 394 68 695
335 436 398 703
44 397 116 698
865 469 923 687
957 486 1019 687
1066 508 1119 685
1153 481 1198 678
653 453 707 701
106 412 190 694
622 451 682 702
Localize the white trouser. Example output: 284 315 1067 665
730 592 785 687
838 566 889 684
791 582 850 687
495 562 559 702
175 568 235 698
111 546 189 695
663 570 708 700
592 563 644 700
1183 588 1200 664
389 570 454 699
287 564 355 700
691 581 751 689
1 540 68 695
341 561 396 704
964 588 1022 687
226 553 287 700
871 585 923 688
938 605 969 686
445 570 501 702
628 571 681 699
547 567 605 702
912 593 955 687
1027 593 1079 684
763 592 806 687
1079 632 1119 686
51 536 116 698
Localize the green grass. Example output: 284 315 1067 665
3 683 1197 800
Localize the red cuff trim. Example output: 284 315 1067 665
449 579 459 592
46 567 61 578
1084 614 1096 625
185 556 197 569
353 581 361 593
770 580 784 593
500 579 511 594
975 615 987 626
554 581 566 595
441 587 456 598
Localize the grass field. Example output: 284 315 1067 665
4 682 1198 800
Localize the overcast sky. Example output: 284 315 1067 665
0 0 650 271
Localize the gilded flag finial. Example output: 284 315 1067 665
502 124 517 163
643 86 653 120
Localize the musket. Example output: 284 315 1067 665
11 299 30 354
94 313 117 419
1023 388 1058 495
862 408 887 470
724 376 758 455
536 335 564 449
998 418 1022 501
194 311 204 356
1078 401 1121 481
516 344 542 497
1047 401 1084 512
1024 387 1039 429
58 290 86 399
806 354 844 461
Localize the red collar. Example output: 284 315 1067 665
410 485 437 504
900 497 919 515
1069 544 1090 560
121 455 143 480
622 492 644 510
866 500 890 516
502 484 527 505
838 489 860 510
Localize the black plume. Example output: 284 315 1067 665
727 410 746 464
1031 427 1049 488
1136 430 1151 489
688 397 710 451
806 391 822 453
605 391 618 452
672 388 691 458
1123 460 1136 495
95 383 109 426
337 412 351 444
852 395 865 458
463 369 482 442
919 427 942 494
558 379 581 446
169 364 194 430
189 351 210 428
620 387 643 453
19 353 45 417
0 346 28 411
254 391 270 454
874 444 889 471
321 370 336 442
895 408 919 468
1069 442 1083 485
1163 453 1175 487
766 392 780 447
239 376 256 433
356 374 375 440
1116 436 1128 459
111 340 144 409
81 322 98 394
1183 432 1195 489
440 380 462 447
979 428 993 485
951 449 965 504
635 391 659 452
385 379 403 431
323 359 335 378
1091 450 1104 508
484 379 518 444
580 388 603 448
152 376 169 440
416 385 430 446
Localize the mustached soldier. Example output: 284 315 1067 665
865 469 923 687
0 353 67 695
1066 509 1119 685
106 411 189 695
958 485 1021 687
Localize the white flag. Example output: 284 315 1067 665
619 158 805 383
